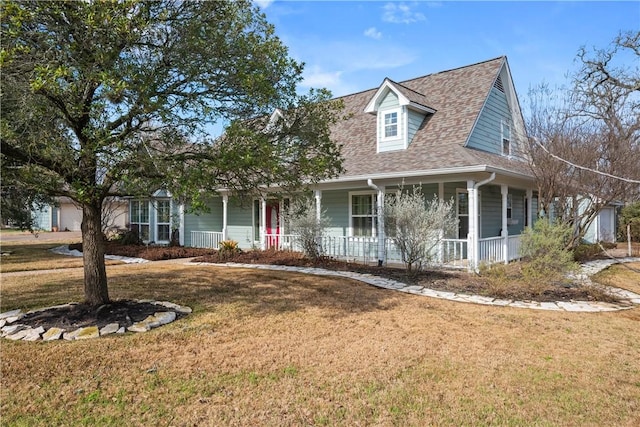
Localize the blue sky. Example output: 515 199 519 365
255 1 638 104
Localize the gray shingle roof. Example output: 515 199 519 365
331 56 533 180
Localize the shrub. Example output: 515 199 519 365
283 197 331 261
619 201 640 242
384 186 457 273
573 243 602 262
218 240 241 260
520 219 578 286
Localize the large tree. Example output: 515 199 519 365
0 1 344 305
526 31 640 248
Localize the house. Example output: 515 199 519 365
130 57 540 270
32 197 128 235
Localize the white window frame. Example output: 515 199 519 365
381 108 401 141
349 191 378 237
130 200 150 242
501 120 511 156
506 193 513 219
155 199 171 243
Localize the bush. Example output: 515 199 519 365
384 186 457 273
520 219 578 286
619 202 640 241
573 243 602 262
283 197 330 261
218 240 241 260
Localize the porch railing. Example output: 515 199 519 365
190 231 224 249
194 231 521 268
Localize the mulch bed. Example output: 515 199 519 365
17 300 189 332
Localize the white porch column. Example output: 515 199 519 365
376 187 385 266
437 182 445 264
526 189 533 228
314 190 322 223
222 194 229 240
467 180 477 271
260 197 267 250
178 203 185 246
501 185 509 264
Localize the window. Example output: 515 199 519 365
384 111 398 139
156 200 171 242
351 193 377 236
506 194 513 219
502 120 511 156
130 200 150 241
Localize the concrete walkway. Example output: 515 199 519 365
191 257 640 312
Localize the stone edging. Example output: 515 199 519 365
0 300 191 342
190 257 640 312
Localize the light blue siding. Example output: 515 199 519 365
378 91 404 152
407 109 425 147
321 190 350 237
226 202 253 248
467 87 510 154
32 205 52 231
379 90 398 109
183 197 223 247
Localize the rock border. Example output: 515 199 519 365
0 300 191 342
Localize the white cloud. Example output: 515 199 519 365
382 2 426 24
253 0 274 9
364 27 382 40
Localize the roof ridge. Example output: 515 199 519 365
331 56 506 101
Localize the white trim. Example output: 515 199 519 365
380 108 401 141
348 190 377 237
154 199 171 244
364 79 435 114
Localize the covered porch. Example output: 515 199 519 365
187 170 537 271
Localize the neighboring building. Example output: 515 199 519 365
131 57 540 270
32 197 128 235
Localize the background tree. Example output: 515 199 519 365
384 186 457 274
526 31 640 248
0 1 344 305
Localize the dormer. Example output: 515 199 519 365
364 79 436 153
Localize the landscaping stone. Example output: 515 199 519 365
5 315 24 324
2 324 27 336
6 329 31 340
0 309 22 320
127 323 150 333
23 326 45 341
99 323 120 336
74 326 99 340
2 299 191 342
42 327 65 341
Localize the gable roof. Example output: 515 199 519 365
363 78 436 114
331 56 533 181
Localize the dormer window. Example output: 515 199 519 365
384 110 399 139
364 79 435 153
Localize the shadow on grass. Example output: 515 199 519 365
2 264 401 319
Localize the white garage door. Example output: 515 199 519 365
60 204 83 231
598 207 616 243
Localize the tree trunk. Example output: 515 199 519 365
81 202 109 306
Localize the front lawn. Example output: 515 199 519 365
1 245 639 426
